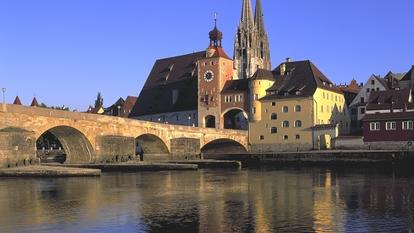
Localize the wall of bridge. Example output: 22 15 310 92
0 104 248 167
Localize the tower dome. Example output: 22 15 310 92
209 14 222 47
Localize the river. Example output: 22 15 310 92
0 167 413 233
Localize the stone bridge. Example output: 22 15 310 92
0 104 248 168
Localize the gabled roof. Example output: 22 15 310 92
13 96 22 105
142 51 205 90
210 47 231 60
130 78 197 117
401 66 413 82
250 68 274 81
221 79 249 93
30 97 39 107
262 60 342 100
366 89 412 111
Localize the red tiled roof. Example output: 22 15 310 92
362 112 414 121
366 89 411 111
211 47 231 60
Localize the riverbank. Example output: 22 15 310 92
205 150 414 167
166 160 242 169
44 162 198 172
0 165 101 177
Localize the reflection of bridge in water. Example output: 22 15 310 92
0 104 248 167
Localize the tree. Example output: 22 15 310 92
94 92 104 109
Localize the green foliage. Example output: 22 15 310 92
94 92 104 108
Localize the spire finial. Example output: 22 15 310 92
214 12 218 27
209 12 223 47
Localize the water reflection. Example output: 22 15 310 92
0 168 413 232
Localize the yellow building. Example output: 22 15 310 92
249 60 350 152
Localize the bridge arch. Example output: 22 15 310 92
36 126 94 164
135 134 170 160
201 138 248 155
221 107 248 130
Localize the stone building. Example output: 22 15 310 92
249 60 351 152
130 0 270 129
233 0 271 80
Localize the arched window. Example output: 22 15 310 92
282 121 290 128
271 127 277 134
282 106 289 113
295 105 301 112
295 120 302 128
271 113 277 120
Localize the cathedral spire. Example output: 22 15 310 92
234 0 272 79
241 0 254 27
254 0 266 33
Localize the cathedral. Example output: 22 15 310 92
130 0 350 151
130 0 270 130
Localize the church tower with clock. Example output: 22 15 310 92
197 18 234 128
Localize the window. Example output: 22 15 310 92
323 93 325 99
283 135 289 140
360 108 365 114
361 97 365 103
295 105 301 112
296 134 300 140
376 88 380 91
271 102 276 106
253 94 259 100
271 113 277 120
260 135 264 140
370 122 380 131
371 80 375 85
403 121 414 130
225 96 232 103
282 106 289 113
271 127 277 134
386 121 396 130
321 105 324 112
295 120 302 128
252 107 256 114
367 88 370 93
282 121 290 128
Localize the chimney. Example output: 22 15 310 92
286 57 292 63
280 63 286 75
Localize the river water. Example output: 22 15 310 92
0 167 413 233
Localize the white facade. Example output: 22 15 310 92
349 75 389 122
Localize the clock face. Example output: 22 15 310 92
204 70 214 82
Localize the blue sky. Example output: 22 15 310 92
0 0 413 110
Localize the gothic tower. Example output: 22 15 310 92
233 0 271 80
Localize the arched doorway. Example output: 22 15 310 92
205 115 216 128
135 134 169 161
223 108 248 130
36 126 94 164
